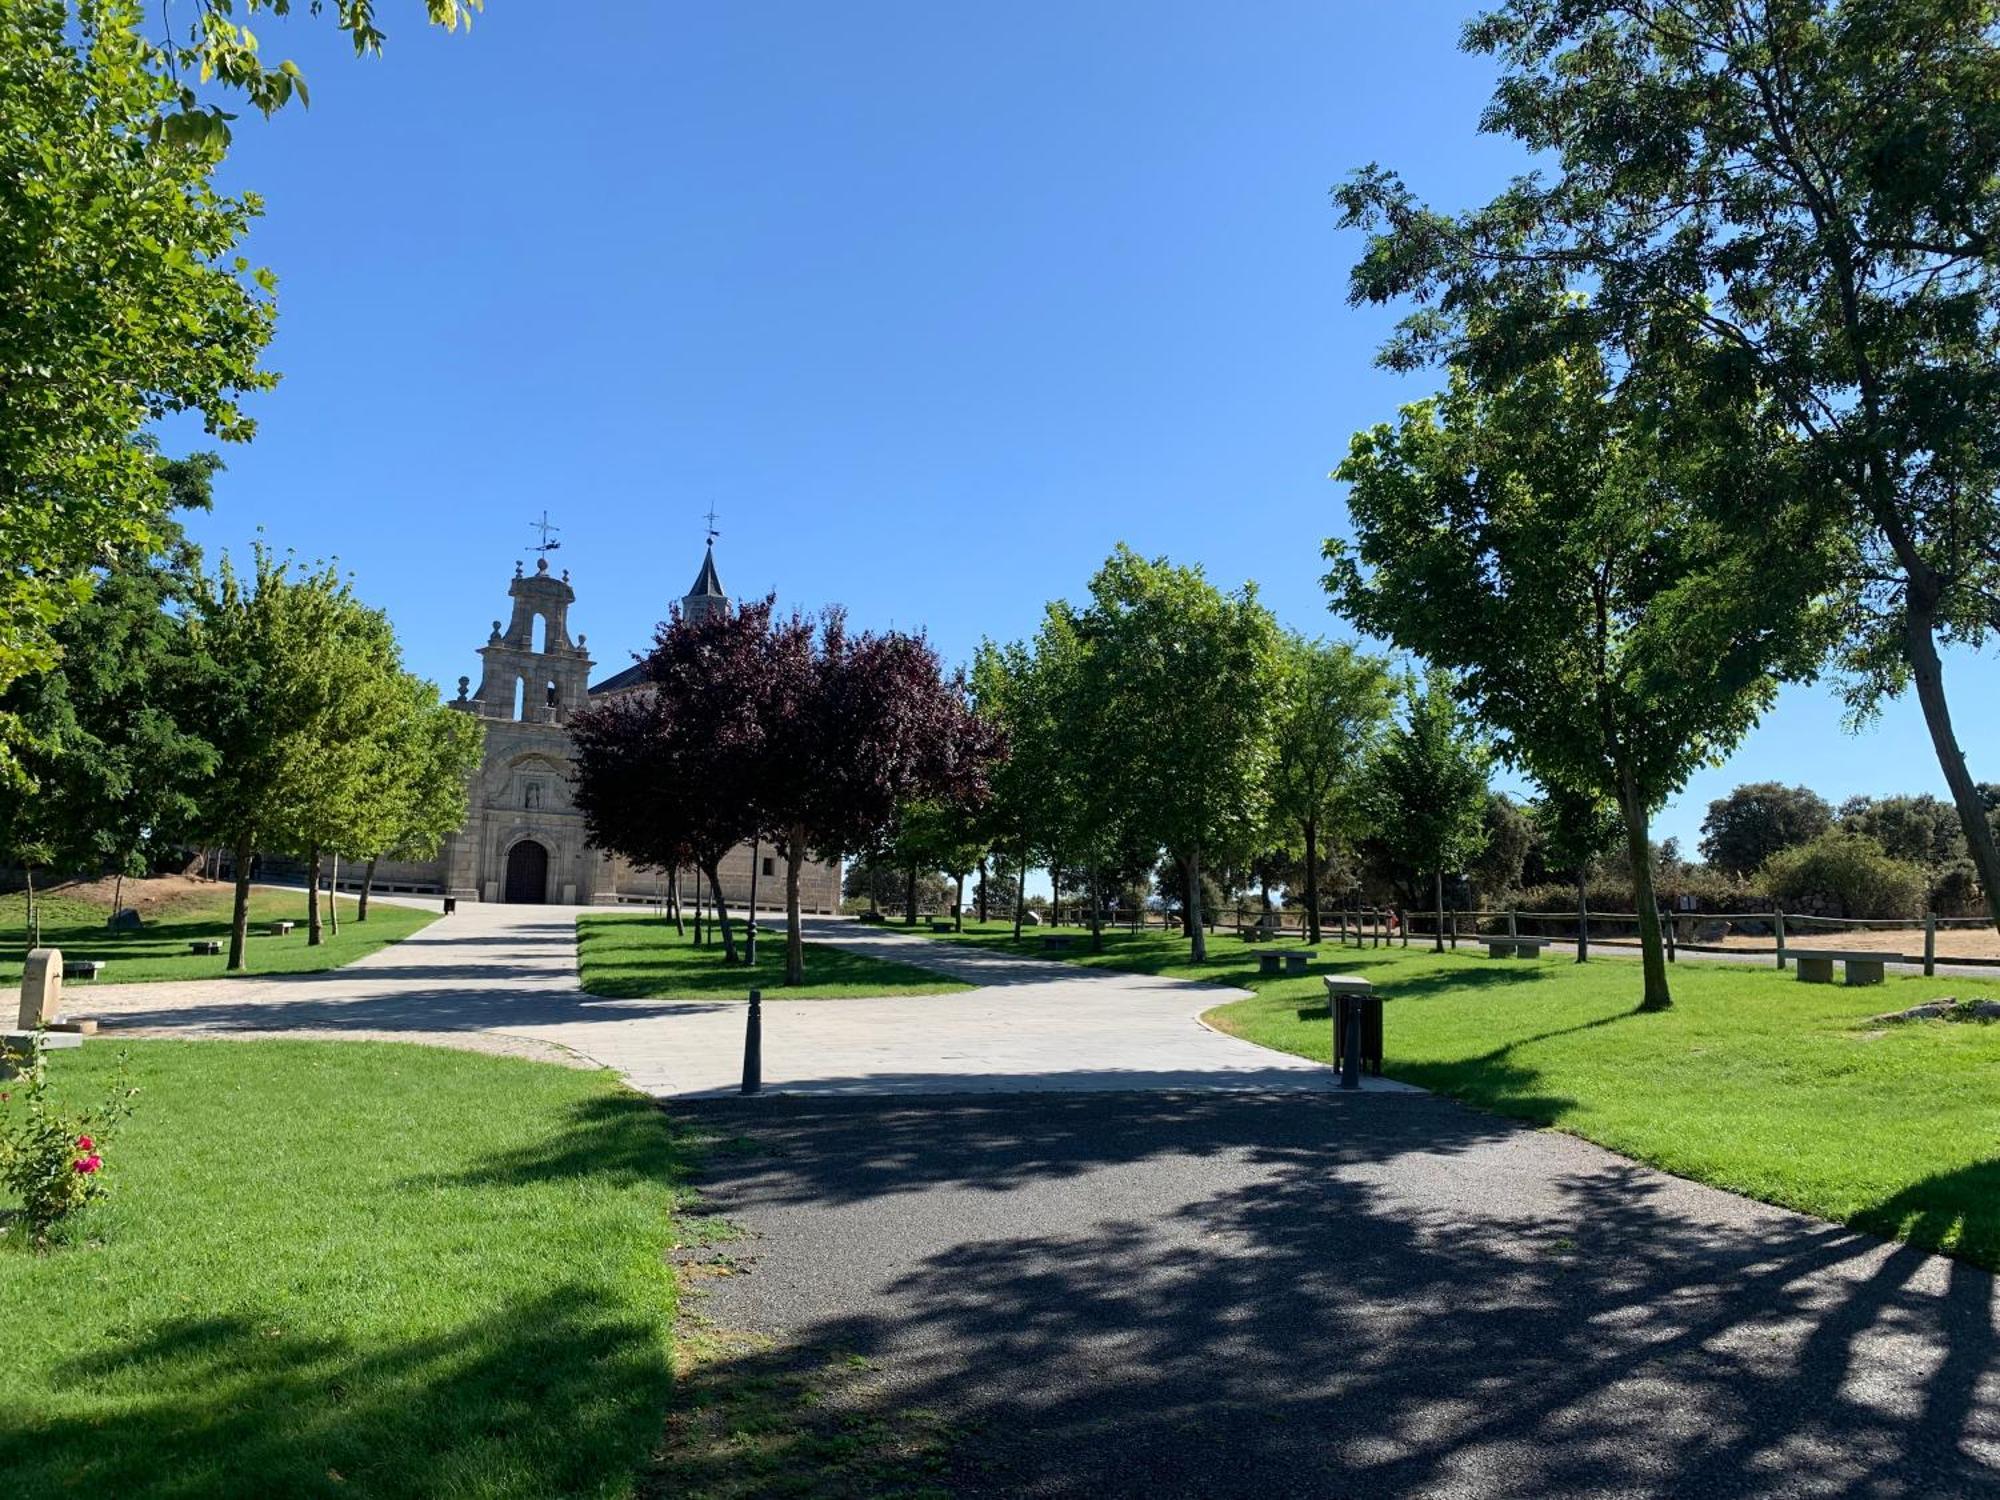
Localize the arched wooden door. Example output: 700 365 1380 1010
504 840 549 904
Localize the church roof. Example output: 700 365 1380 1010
688 542 724 600
587 661 649 696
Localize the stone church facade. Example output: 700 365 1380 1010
370 546 841 911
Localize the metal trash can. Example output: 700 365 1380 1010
442 896 457 915
1328 982 1384 1078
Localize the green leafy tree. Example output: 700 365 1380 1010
349 676 483 921
1265 634 1393 942
1699 783 1835 876
1362 670 1492 954
1337 0 2000 929
1078 546 1283 962
0 4 273 754
1331 352 1839 1007
1470 793 1534 906
186 545 390 968
1 1 473 771
1836 793 1968 872
0 454 221 888
1532 784 1625 962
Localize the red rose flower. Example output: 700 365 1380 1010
74 1154 102 1175
75 1134 93 1151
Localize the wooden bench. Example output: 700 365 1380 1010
1258 950 1318 977
61 960 104 981
1791 948 1887 986
269 921 295 937
1040 934 1073 951
189 940 222 956
1484 938 1548 959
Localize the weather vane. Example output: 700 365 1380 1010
529 509 561 555
703 504 720 545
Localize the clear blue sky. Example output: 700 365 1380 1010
163 1 1998 853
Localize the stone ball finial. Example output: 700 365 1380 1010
536 557 550 574
515 560 524 577
562 568 570 583
455 675 470 701
489 620 502 641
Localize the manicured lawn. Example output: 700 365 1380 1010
1 886 435 987
923 920 2000 1270
577 914 970 1001
0 1040 693 1499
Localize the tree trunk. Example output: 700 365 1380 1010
1050 859 1061 928
1303 817 1321 945
228 836 254 971
1013 844 1028 941
1575 869 1589 963
307 845 324 946
976 857 989 924
867 860 880 917
954 871 966 931
904 863 919 926
1183 848 1208 962
746 837 760 965
704 860 738 965
784 831 807 986
1617 764 1672 1010
1089 863 1104 953
359 856 377 922
24 862 37 950
327 852 339 937
1434 869 1445 954
669 868 684 935
1906 598 2000 930
111 870 123 916
694 868 706 946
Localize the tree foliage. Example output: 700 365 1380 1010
1264 633 1393 942
1069 547 1283 961
1330 347 1838 1005
1360 670 1491 947
1336 0 2000 927
1699 782 1835 875
0 3 274 754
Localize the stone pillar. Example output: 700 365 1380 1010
19 948 62 1029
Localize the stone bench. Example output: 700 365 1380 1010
269 921 295 936
189 940 223 956
1258 950 1317 977
61 960 104 981
1791 948 1887 986
1039 934 1073 951
929 920 955 933
1485 938 1548 959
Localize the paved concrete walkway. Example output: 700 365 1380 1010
67 902 1392 1096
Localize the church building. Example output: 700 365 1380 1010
371 542 842 911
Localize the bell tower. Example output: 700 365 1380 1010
468 557 595 722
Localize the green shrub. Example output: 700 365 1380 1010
1932 858 1988 919
1761 832 1927 920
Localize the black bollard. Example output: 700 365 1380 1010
1339 995 1362 1091
740 988 762 1095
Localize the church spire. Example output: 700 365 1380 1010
683 538 727 624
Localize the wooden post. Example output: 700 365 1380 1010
1506 910 1518 941
1924 912 1937 977
1578 907 1589 964
1774 909 1787 971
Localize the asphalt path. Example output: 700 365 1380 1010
684 1090 2000 1499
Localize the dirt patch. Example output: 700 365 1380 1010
1707 925 2000 961
21 874 228 917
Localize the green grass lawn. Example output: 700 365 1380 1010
1 886 435 987
576 914 970 1001
0 1040 694 1499
921 920 2000 1270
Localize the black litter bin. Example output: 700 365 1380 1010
1332 990 1384 1077
443 896 457 915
